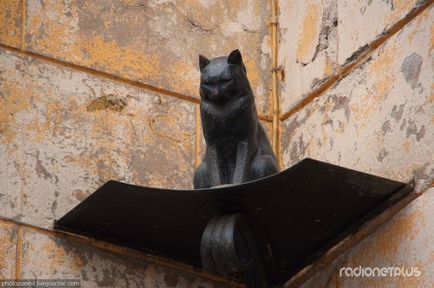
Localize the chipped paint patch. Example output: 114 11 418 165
401 52 423 89
87 94 127 112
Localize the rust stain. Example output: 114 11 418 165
296 2 320 63
350 46 397 121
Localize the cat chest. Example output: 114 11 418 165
202 107 254 135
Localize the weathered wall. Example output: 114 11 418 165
0 218 236 287
23 0 271 115
281 4 433 187
279 0 433 287
0 49 199 228
299 187 434 288
0 0 271 286
1 0 433 287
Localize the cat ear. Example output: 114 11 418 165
227 49 243 66
199 55 210 72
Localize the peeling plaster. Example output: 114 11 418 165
401 52 423 89
86 94 128 112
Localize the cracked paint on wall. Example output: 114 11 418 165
281 6 433 191
0 48 196 228
23 0 271 114
279 0 339 113
338 0 424 65
279 0 426 114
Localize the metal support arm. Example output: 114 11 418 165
200 214 268 288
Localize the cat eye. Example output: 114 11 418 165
221 72 233 82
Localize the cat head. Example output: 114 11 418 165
198 49 251 103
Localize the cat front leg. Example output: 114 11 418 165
206 148 225 187
232 141 252 184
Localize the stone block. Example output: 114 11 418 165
0 48 196 228
281 7 433 188
24 0 271 114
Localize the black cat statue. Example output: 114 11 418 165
53 51 414 288
194 49 279 189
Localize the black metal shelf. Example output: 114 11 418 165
54 158 412 287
